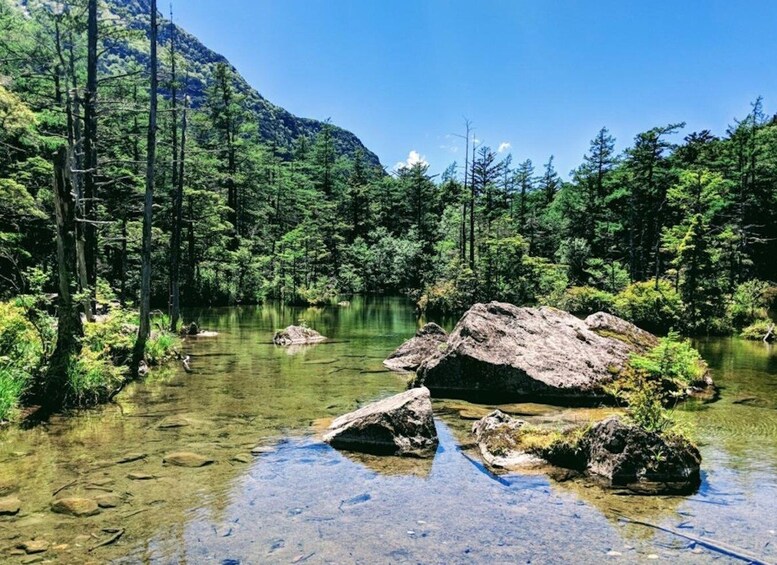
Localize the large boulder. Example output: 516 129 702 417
272 325 327 346
584 417 701 494
414 303 640 401
584 312 659 352
324 387 438 457
384 323 448 372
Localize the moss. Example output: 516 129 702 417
480 423 589 468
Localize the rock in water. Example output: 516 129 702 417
415 303 655 401
163 452 214 468
584 417 701 494
324 387 438 457
384 323 448 372
0 495 21 515
471 410 545 469
50 497 100 517
272 325 327 346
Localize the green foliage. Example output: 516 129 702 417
65 346 123 407
741 319 774 340
628 331 706 389
727 279 772 329
608 332 706 433
0 301 42 420
549 286 616 316
614 280 683 333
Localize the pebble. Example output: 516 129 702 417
646 554 659 560
251 446 275 456
21 556 44 564
0 495 21 515
232 454 252 464
127 472 155 480
116 453 147 464
606 550 622 557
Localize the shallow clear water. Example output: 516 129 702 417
1 297 776 564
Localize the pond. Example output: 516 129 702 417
1 296 776 563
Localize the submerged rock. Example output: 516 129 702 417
272 325 327 346
414 303 641 401
19 540 48 554
585 417 701 494
384 323 448 372
324 387 438 457
50 497 100 517
95 493 122 508
0 495 21 515
163 452 214 468
472 411 701 494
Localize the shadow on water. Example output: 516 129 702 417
0 297 775 563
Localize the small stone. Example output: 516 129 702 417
95 494 122 508
157 416 190 429
19 540 49 554
232 454 252 463
607 551 622 557
127 472 155 481
251 446 275 456
0 495 21 515
647 554 659 560
163 452 214 468
22 556 44 564
51 497 100 517
89 477 114 486
116 453 147 464
691 548 704 555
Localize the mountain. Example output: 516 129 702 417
17 0 382 167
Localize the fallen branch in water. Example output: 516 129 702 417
52 478 78 497
614 512 771 565
88 528 124 551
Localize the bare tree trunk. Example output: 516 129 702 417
83 0 98 318
47 146 84 408
469 139 477 269
170 93 188 332
133 0 158 377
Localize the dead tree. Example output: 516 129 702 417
47 146 85 408
132 0 158 376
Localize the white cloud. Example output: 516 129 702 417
498 142 512 153
395 150 429 171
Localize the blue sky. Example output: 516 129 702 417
174 0 777 177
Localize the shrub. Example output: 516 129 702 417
606 332 707 434
614 280 683 333
417 267 478 316
741 319 775 341
0 301 43 421
65 346 123 407
727 279 772 329
550 286 616 316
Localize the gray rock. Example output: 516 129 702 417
585 417 701 494
471 411 702 494
471 410 544 469
584 312 659 351
414 303 638 401
324 387 438 457
50 497 100 517
272 325 327 346
384 323 448 372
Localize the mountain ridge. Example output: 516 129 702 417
17 0 382 167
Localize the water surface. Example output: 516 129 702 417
1 297 775 563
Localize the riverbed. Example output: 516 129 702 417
1 297 775 563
